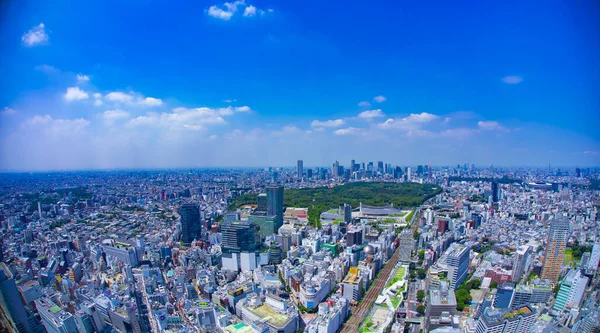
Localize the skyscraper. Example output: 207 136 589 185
350 159 355 173
511 245 530 282
297 160 303 179
343 204 352 224
266 186 284 231
333 161 339 177
221 222 257 253
179 203 201 246
446 244 470 290
541 217 569 282
491 181 499 203
0 263 44 333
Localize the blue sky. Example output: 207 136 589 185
0 0 598 170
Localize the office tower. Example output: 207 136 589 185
266 186 284 226
541 217 570 282
446 244 470 290
493 284 514 309
0 263 44 333
437 217 449 234
575 168 581 177
333 161 339 177
343 204 352 224
346 227 363 247
256 193 267 213
297 160 303 179
307 169 312 180
36 298 78 333
427 281 457 330
491 182 499 203
222 222 257 253
475 306 536 333
343 169 350 181
394 166 402 179
587 242 600 272
180 203 201 246
407 167 412 181
428 164 432 179
417 165 423 176
377 161 383 172
222 222 259 271
511 285 533 310
553 269 589 312
398 229 415 261
512 245 530 282
350 159 355 173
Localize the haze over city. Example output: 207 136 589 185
1 1 599 171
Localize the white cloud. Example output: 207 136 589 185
207 0 272 20
441 128 478 139
105 91 134 103
243 5 256 16
272 125 301 136
22 23 48 47
2 107 16 116
27 115 90 133
224 99 237 103
105 91 163 107
93 93 102 99
502 76 523 84
358 109 384 119
478 120 508 132
127 105 249 130
358 101 371 108
311 119 345 128
77 74 90 83
138 97 163 107
103 110 130 120
334 127 361 135
373 95 386 103
64 87 89 101
379 112 439 130
94 100 103 106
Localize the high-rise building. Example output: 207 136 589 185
446 244 470 290
587 242 600 273
377 161 383 172
491 182 499 203
343 204 352 224
427 281 457 330
541 217 570 282
493 284 514 309
179 203 201 246
333 161 339 177
266 186 284 228
553 269 588 312
511 245 530 282
297 160 303 179
475 306 536 333
256 193 267 213
36 298 78 333
350 160 355 173
221 222 258 254
307 169 313 180
398 229 415 261
0 263 44 333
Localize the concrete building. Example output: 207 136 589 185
427 281 457 330
446 244 470 290
0 263 44 333
553 269 589 312
235 293 298 333
36 298 78 333
511 245 530 282
475 305 536 333
541 217 569 282
398 229 415 262
180 203 202 246
342 267 363 303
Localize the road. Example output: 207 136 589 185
339 244 402 333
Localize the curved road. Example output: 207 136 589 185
340 244 402 333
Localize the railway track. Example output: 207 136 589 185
339 244 402 333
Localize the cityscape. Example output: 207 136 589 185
0 163 599 333
1 1 599 333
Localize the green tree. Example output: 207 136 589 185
416 305 426 315
417 290 425 302
489 281 498 289
417 268 426 279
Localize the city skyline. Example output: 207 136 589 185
1 1 599 171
